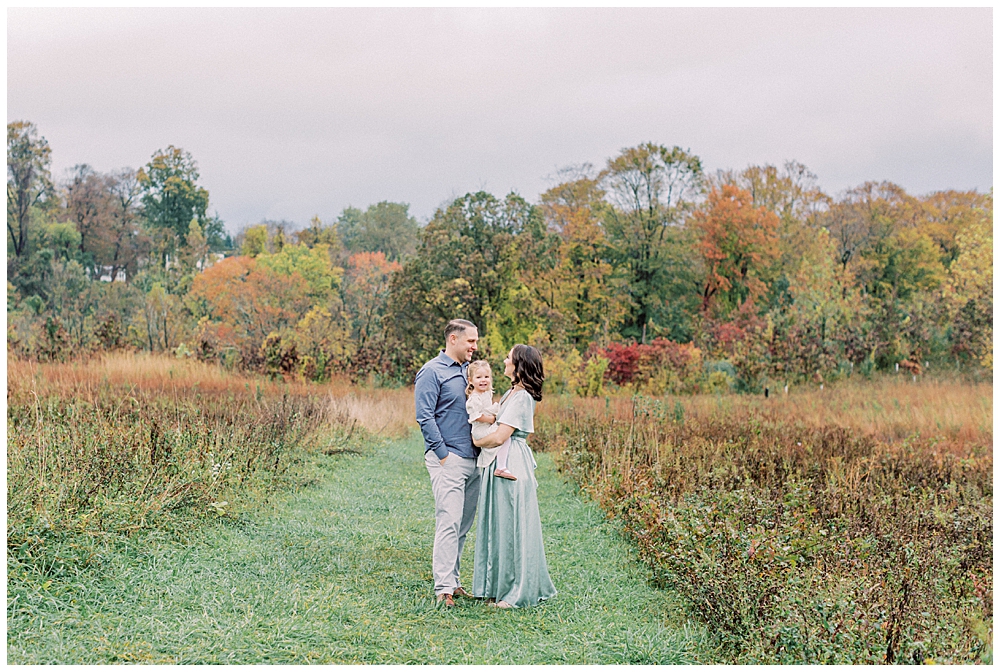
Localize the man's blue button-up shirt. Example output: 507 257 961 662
414 351 477 460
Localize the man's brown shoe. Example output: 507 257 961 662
436 593 455 608
453 587 474 599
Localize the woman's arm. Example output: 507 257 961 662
474 422 515 448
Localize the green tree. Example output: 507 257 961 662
387 191 533 370
7 121 53 267
203 213 230 253
256 242 343 302
337 201 420 261
600 143 705 342
138 146 209 268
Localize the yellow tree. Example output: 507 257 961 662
538 174 626 348
917 190 991 266
943 194 992 369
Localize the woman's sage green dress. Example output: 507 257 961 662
472 388 557 607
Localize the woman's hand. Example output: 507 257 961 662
474 423 515 448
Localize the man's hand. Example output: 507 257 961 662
439 455 448 465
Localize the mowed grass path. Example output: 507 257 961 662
9 433 708 664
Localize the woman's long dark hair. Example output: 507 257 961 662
511 344 544 402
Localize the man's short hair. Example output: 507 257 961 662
445 319 477 341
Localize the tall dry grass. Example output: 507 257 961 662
545 376 992 448
6 353 416 546
535 379 992 664
326 391 415 439
8 353 417 436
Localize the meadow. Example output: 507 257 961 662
535 378 993 663
6 354 993 663
6 353 708 664
7 354 411 607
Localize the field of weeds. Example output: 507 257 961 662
534 378 993 664
7 354 416 571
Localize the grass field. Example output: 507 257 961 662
7 432 710 664
7 355 991 664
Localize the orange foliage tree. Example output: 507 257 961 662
692 184 780 314
186 255 312 348
343 251 401 351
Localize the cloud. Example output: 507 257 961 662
7 7 991 230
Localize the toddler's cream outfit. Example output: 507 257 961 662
467 390 508 468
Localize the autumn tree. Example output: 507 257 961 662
342 251 400 349
916 190 991 266
768 227 858 381
295 215 341 251
62 164 116 278
942 193 992 369
822 181 920 275
713 162 829 307
186 255 313 346
537 169 626 349
713 161 826 228
181 218 209 272
692 184 780 314
101 168 148 282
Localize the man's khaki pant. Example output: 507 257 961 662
425 451 481 596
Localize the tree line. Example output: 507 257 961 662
8 122 992 392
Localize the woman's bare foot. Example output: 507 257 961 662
494 468 517 481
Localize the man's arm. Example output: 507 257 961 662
414 367 449 460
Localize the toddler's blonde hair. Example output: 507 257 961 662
466 360 494 398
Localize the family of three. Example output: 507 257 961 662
414 319 556 609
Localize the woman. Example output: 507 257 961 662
471 344 557 608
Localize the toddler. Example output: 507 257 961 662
466 360 516 481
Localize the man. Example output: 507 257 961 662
414 319 488 607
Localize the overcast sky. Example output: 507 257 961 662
7 7 993 232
